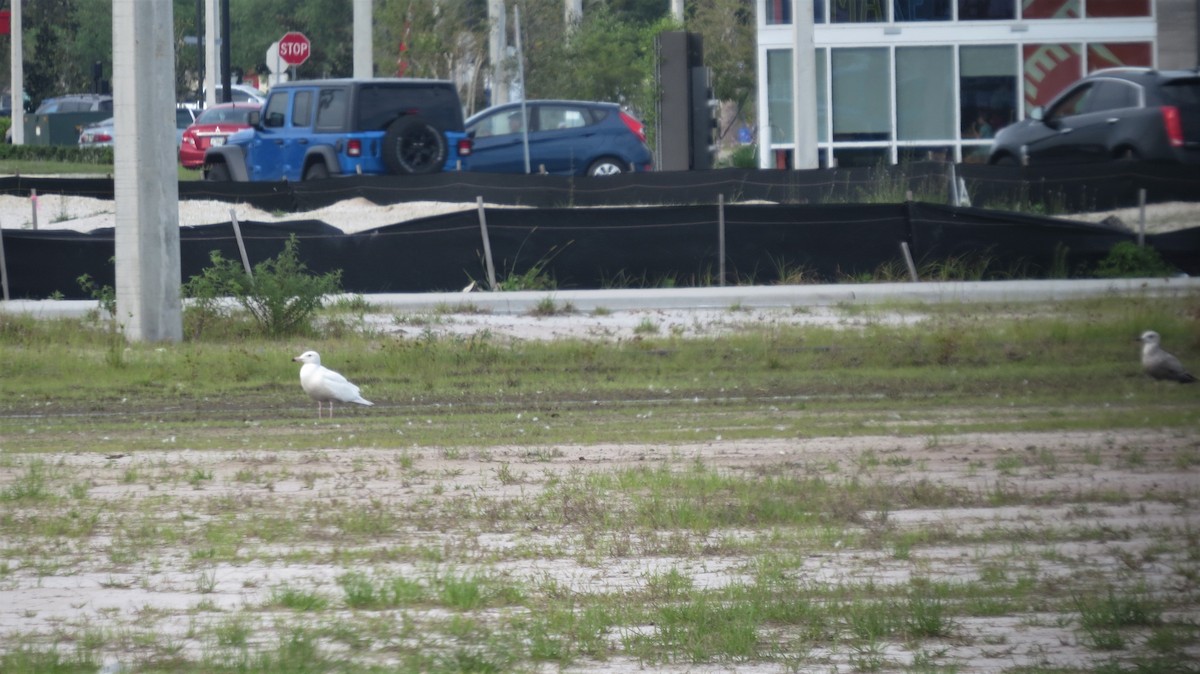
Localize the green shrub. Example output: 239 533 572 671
182 234 342 337
0 142 113 165
730 144 757 169
1095 241 1174 278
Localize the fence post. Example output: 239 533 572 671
30 188 38 231
476 197 497 290
230 209 253 279
900 242 919 282
0 220 9 302
718 194 726 287
1137 188 1146 247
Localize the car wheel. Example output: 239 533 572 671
304 161 329 181
587 157 626 177
383 117 447 175
205 162 231 182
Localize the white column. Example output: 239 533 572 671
488 0 508 105
9 0 23 144
353 0 373 78
204 0 218 107
792 0 819 169
565 0 583 25
113 0 182 342
670 0 684 21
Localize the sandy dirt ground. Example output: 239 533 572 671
1 428 1197 672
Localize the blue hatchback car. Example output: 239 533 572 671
464 100 653 176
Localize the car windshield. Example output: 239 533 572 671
197 107 256 125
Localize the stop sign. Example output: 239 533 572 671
278 32 311 67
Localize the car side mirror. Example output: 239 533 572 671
248 110 261 127
1029 106 1045 122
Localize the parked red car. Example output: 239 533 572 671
179 102 260 169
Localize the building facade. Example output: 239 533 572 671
756 0 1198 167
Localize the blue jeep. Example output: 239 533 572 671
204 78 471 181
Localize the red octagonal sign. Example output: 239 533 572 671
278 31 311 67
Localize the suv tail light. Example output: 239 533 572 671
347 139 363 157
1162 106 1184 148
457 137 472 157
619 111 647 144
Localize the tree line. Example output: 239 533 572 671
1 0 752 137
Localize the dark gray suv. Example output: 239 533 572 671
988 67 1200 166
204 78 471 182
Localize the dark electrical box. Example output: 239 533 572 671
655 31 717 171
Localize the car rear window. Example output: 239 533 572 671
197 106 256 125
356 83 464 131
1160 79 1200 106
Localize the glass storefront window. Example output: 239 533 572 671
1086 0 1150 17
832 0 886 22
897 46 954 140
767 49 794 144
1021 0 1080 19
960 44 1017 139
898 146 953 163
834 147 890 167
958 0 1015 19
765 0 792 24
1087 42 1152 71
1023 43 1082 114
832 48 891 141
894 0 951 21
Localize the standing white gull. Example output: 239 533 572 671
1137 331 1196 383
292 350 375 418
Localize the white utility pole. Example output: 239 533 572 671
488 0 508 105
670 0 684 21
791 0 819 169
9 0 23 144
113 0 182 342
565 0 582 25
204 0 218 107
353 0 373 78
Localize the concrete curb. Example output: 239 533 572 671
3 277 1197 319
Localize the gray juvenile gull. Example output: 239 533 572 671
292 350 375 418
1137 331 1196 383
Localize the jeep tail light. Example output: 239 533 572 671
457 137 472 157
347 139 362 157
1162 106 1184 148
619 111 647 145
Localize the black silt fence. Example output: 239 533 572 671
3 200 1194 300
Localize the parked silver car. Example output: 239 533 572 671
77 106 200 148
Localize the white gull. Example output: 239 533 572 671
292 350 375 418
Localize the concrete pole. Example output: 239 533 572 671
565 0 582 26
488 0 508 105
113 0 183 342
9 0 23 144
791 0 819 169
204 0 218 107
353 0 373 78
670 0 684 21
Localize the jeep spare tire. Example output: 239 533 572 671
383 117 447 175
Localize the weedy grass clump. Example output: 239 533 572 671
183 234 343 338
